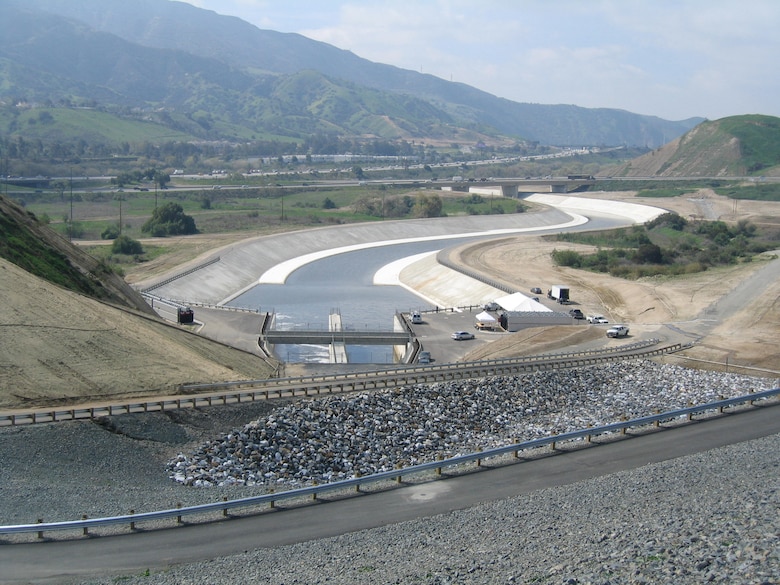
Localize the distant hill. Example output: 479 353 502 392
613 115 780 177
0 0 702 148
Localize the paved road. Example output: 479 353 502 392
2 403 777 583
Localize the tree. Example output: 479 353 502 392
634 243 663 264
51 180 68 202
152 170 170 190
141 202 197 236
101 224 121 240
111 235 144 255
412 193 443 218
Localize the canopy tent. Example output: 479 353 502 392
475 310 497 323
494 292 552 312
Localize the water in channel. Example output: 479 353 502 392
228 239 466 363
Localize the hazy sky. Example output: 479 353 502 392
182 0 780 122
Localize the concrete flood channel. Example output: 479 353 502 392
143 197 665 365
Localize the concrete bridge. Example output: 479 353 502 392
260 311 414 364
262 330 412 345
434 176 596 196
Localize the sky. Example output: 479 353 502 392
181 0 780 122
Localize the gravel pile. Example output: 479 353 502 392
167 361 772 489
0 360 777 584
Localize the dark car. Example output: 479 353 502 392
569 309 585 319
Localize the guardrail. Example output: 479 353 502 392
2 387 776 538
262 330 411 345
139 256 221 293
185 338 668 391
437 248 517 295
0 339 684 426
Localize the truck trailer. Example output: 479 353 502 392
547 285 570 303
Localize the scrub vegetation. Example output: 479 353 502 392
551 212 777 278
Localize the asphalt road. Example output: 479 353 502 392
1 403 777 584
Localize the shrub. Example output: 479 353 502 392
141 202 197 236
552 249 583 268
101 224 121 240
111 235 144 255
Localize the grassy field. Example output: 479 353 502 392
13 181 526 272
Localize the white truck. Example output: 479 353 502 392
606 325 629 338
588 314 609 324
547 285 570 303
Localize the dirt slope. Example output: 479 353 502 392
0 194 154 314
457 192 780 374
0 258 278 410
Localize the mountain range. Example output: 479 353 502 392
0 0 703 149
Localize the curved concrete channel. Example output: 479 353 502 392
138 195 669 364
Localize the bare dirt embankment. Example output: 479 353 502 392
457 191 780 374
0 258 279 410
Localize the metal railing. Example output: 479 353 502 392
1 387 776 538
185 338 669 391
139 256 221 293
0 340 684 426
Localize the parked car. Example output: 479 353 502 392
606 325 630 338
451 331 475 341
569 309 585 319
411 311 423 324
418 351 431 363
530 287 542 294
483 302 500 311
587 314 609 324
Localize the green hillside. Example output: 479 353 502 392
614 115 780 178
718 115 780 174
0 0 701 149
0 194 154 312
0 107 197 144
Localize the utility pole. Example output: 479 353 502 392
69 167 73 242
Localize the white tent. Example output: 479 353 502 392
475 310 497 323
494 292 552 312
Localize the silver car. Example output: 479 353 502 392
451 331 475 341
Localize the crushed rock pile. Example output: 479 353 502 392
167 361 772 488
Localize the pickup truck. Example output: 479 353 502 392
606 325 629 338
587 314 609 324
